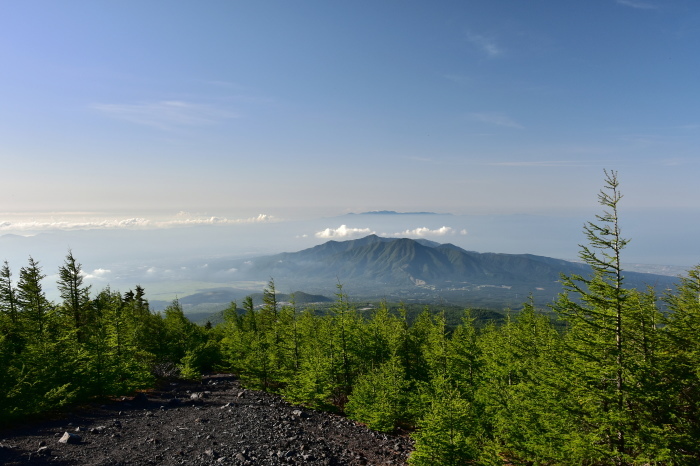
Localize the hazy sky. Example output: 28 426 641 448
2 1 699 220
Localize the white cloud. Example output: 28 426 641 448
0 218 151 231
470 112 523 129
466 32 503 57
315 225 374 239
155 214 272 227
386 226 464 237
81 268 111 280
92 100 237 130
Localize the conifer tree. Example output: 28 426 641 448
57 250 92 343
662 266 700 460
409 375 480 465
17 257 53 343
552 170 675 463
15 257 80 413
0 260 22 354
283 309 338 409
346 354 410 432
476 301 568 463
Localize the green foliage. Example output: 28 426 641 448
3 172 700 465
346 355 411 432
409 376 480 465
0 255 214 425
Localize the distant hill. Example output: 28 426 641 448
150 288 332 313
214 235 678 309
350 210 445 215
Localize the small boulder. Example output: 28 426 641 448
58 432 81 444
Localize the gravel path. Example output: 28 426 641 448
0 374 413 465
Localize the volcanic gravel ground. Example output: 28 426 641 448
0 374 413 465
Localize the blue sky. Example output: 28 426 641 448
1 1 700 266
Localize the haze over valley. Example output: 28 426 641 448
0 209 690 312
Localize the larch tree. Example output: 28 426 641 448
57 250 92 343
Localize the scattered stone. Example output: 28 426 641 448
190 392 207 403
0 374 413 465
36 446 51 456
58 432 81 444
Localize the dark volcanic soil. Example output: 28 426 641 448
0 374 413 465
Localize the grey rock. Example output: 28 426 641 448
58 432 81 444
36 446 51 456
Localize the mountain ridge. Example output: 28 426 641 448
228 235 676 294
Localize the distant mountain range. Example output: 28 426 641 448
213 235 678 306
349 210 445 215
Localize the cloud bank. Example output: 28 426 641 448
0 214 274 233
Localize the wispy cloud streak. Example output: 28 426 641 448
92 100 237 130
384 226 466 238
616 0 657 9
466 32 503 57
